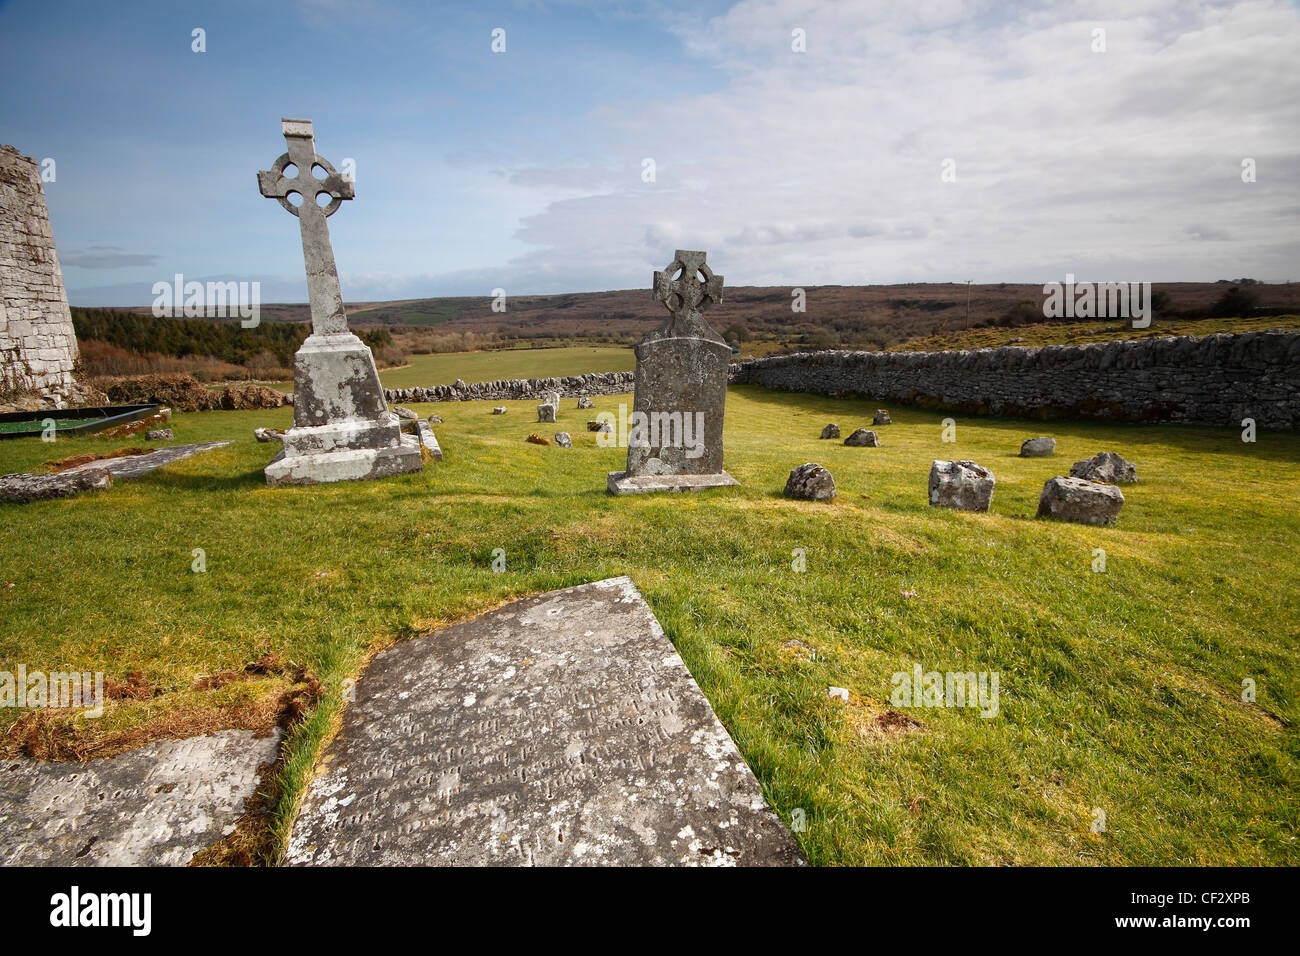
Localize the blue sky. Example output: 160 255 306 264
2 0 1298 305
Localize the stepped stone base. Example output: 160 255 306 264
607 470 739 495
266 434 422 487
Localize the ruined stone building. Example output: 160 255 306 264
1 144 84 407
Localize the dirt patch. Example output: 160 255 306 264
832 688 923 740
0 654 320 763
42 446 151 473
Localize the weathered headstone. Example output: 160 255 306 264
286 577 803 866
257 119 421 486
0 730 280 865
1037 476 1124 525
785 462 836 501
554 431 572 448
608 250 738 495
545 390 561 410
577 396 594 409
537 402 556 423
929 459 995 512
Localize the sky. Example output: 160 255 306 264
1 0 1297 306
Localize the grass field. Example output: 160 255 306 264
1 386 1296 866
379 345 634 390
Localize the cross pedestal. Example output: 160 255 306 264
256 118 422 486
608 250 738 495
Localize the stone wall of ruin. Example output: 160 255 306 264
0 145 80 406
728 331 1300 429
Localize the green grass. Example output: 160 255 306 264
378 345 634 390
1 388 1296 866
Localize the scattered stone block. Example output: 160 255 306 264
844 428 880 447
415 419 443 461
1037 476 1124 525
145 428 173 441
253 427 285 443
577 396 594 409
554 432 572 448
873 409 891 426
587 420 611 432
285 577 803 866
0 730 281 865
492 406 507 415
526 433 550 445
1070 451 1137 484
928 459 995 512
391 405 418 421
0 468 112 504
1020 436 1056 457
785 462 835 501
820 423 840 439
426 414 442 424
537 402 556 423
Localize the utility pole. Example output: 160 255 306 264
966 280 972 324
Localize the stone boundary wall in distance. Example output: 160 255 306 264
728 331 1300 429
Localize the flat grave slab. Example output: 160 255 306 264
60 440 232 479
287 576 803 866
0 729 280 865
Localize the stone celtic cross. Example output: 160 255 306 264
652 250 724 338
257 118 355 335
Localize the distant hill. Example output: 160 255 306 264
114 281 1300 353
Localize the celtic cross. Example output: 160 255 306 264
652 250 724 337
257 118 355 335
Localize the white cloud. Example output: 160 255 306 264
483 0 1300 288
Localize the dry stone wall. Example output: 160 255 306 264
729 331 1300 429
384 370 636 405
0 145 81 406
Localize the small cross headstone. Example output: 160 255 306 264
607 250 738 495
256 118 421 486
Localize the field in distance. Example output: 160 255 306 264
378 345 634 391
